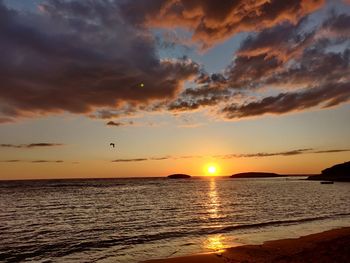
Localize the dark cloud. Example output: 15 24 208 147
166 74 234 112
213 12 350 118
0 143 64 149
106 121 134 127
150 156 172 161
168 97 222 112
322 12 350 36
313 149 350 153
1 159 64 163
0 0 200 123
31 160 64 163
222 81 350 119
27 143 64 148
121 0 325 48
0 0 348 123
221 13 350 89
165 13 350 115
112 158 148 163
112 156 173 162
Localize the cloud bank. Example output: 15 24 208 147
0 0 199 122
0 0 349 123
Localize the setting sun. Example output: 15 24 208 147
208 166 216 174
205 163 219 176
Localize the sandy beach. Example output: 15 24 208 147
143 227 350 263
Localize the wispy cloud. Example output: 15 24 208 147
0 143 64 149
112 158 148 163
1 160 64 163
106 121 134 127
110 148 350 162
312 149 350 153
217 149 313 159
150 156 172 161
31 160 64 163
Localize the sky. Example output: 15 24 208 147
0 0 349 180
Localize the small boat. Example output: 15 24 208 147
320 181 334 184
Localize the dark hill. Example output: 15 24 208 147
230 172 283 178
308 161 350 182
167 174 191 179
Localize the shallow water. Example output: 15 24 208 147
0 177 349 262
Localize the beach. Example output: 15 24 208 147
143 227 350 263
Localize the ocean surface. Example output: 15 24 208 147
0 177 350 263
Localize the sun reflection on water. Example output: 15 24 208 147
204 179 227 252
208 179 220 219
205 234 226 252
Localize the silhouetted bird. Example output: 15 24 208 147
110 143 115 148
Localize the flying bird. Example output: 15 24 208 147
110 143 115 148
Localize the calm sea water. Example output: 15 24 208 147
0 177 349 263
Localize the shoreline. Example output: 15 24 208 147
142 227 350 263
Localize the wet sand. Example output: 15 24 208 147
143 227 350 263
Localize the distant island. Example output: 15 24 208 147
307 161 350 182
230 172 283 178
167 174 191 179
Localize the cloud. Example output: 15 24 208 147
322 12 350 36
27 143 63 148
0 0 348 124
112 158 148 163
219 148 350 158
313 149 350 153
205 12 350 118
110 148 350 162
1 159 64 163
31 160 64 163
0 0 200 123
112 156 175 162
0 117 15 124
0 143 64 149
150 156 172 160
221 81 350 119
106 121 134 127
164 12 350 116
121 0 325 48
218 148 313 158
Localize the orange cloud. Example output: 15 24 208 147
122 0 325 48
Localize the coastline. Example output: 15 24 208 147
142 227 350 263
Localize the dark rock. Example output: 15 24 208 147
307 161 350 182
167 174 191 179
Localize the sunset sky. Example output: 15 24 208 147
0 0 349 179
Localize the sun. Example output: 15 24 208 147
205 163 219 176
208 166 217 174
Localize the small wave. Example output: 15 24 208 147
210 213 350 234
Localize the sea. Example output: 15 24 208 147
0 177 349 263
